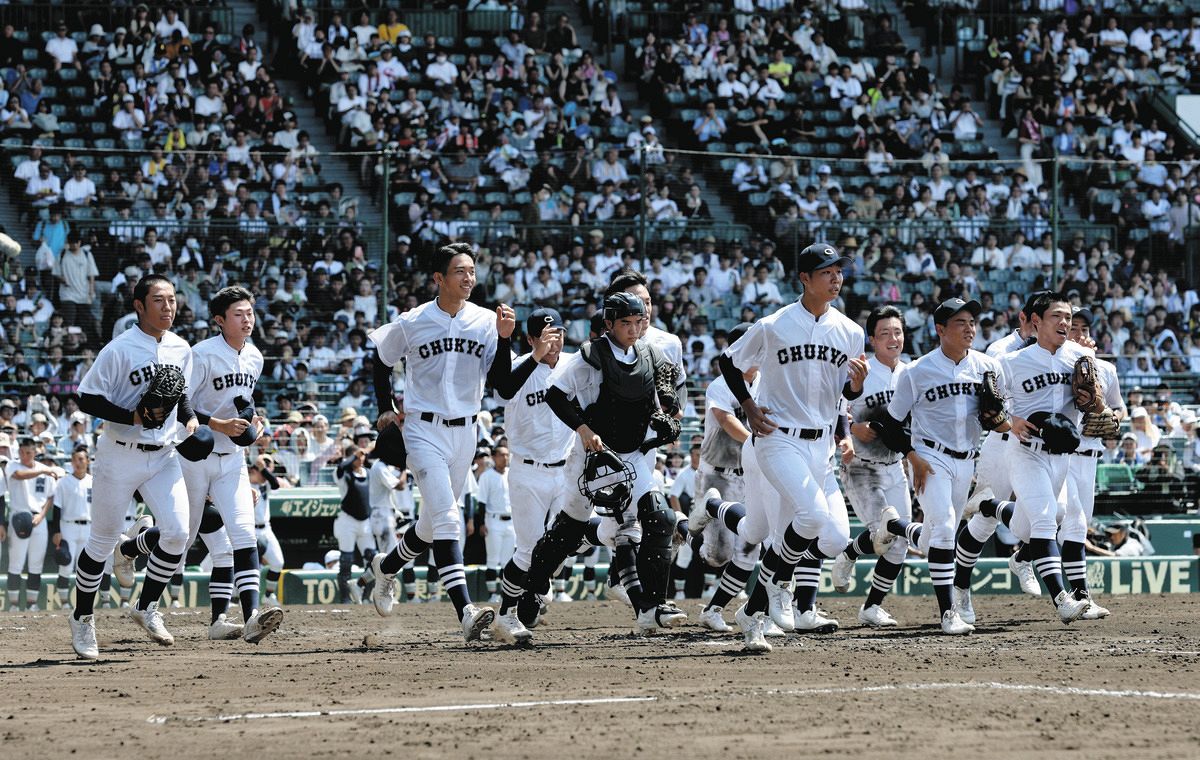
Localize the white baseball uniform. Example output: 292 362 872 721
334 463 374 554
724 302 862 557
253 480 284 573
998 341 1093 542
369 299 499 542
54 471 93 572
504 356 575 571
6 461 52 576
888 348 1001 552
697 374 759 568
181 335 264 564
974 329 1030 500
77 327 193 560
1062 358 1124 545
477 465 515 570
369 459 410 554
843 355 911 563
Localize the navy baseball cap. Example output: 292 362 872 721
1072 305 1093 323
933 298 982 325
526 308 564 338
796 243 851 274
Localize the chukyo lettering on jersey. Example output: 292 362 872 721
128 363 166 385
863 389 894 409
212 372 257 391
1020 372 1073 394
524 388 549 407
923 382 983 402
775 343 850 367
416 337 486 359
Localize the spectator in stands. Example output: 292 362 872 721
45 22 82 73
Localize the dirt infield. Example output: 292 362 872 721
1 594 1197 759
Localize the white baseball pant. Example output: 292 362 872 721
256 525 284 572
404 417 474 542
484 513 516 569
910 444 975 552
181 453 256 553
753 432 850 557
58 521 91 571
7 517 48 575
1008 443 1070 543
333 511 374 554
85 435 190 561
1061 451 1100 545
841 458 912 563
507 457 568 570
370 507 399 554
696 464 756 568
728 436 778 548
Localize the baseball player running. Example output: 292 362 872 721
871 298 1007 635
50 445 93 609
960 293 1096 625
1061 306 1124 618
248 455 284 603
182 286 279 641
368 447 411 557
698 243 865 641
491 308 571 644
5 438 62 610
368 242 518 642
477 444 514 603
829 305 912 627
69 274 199 658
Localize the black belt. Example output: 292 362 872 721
418 412 477 427
1077 450 1103 459
65 519 90 525
776 427 826 440
488 513 512 521
920 439 978 460
855 457 901 467
114 439 164 452
711 465 744 476
255 523 266 529
522 458 566 468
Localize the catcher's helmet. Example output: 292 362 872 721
10 510 33 539
578 449 637 516
603 291 646 323
55 538 72 567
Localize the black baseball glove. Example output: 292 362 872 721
640 409 682 454
653 360 682 417
977 370 1010 431
137 364 187 429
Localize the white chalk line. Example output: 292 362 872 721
761 682 1200 702
146 696 657 724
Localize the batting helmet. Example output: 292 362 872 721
55 538 72 567
603 291 646 323
10 510 33 539
578 449 636 517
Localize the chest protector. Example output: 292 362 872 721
580 337 659 454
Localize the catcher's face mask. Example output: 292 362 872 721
578 449 636 516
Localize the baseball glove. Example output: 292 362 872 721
640 409 682 454
136 364 187 429
977 370 1010 431
653 360 682 417
1072 355 1105 414
1081 408 1121 439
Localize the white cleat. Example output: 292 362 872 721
635 604 688 635
1054 590 1089 624
244 606 284 643
487 593 502 604
584 592 598 601
492 610 533 645
347 582 363 605
461 604 496 642
941 609 975 635
733 605 772 653
761 617 787 637
27 603 40 612
207 614 244 640
765 579 795 632
69 614 99 659
793 608 840 633
170 599 183 609
872 506 900 554
698 605 733 633
554 591 573 603
952 586 976 625
262 594 281 608
606 578 631 607
830 552 855 593
1079 595 1111 620
370 554 396 617
689 487 721 536
962 485 994 521
858 604 898 628
129 602 174 646
1008 553 1042 596
111 539 137 589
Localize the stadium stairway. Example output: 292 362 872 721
552 0 737 226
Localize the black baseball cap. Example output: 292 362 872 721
526 308 564 338
933 298 982 325
796 243 851 274
1072 305 1093 323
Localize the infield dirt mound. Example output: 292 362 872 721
1 594 1197 759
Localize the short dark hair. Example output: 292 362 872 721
433 242 475 276
606 268 647 297
1029 291 1070 319
73 444 89 455
132 274 174 304
866 305 904 337
18 436 35 448
209 285 255 320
